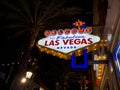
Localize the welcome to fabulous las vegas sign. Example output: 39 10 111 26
37 25 100 54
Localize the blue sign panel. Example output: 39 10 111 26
71 49 88 69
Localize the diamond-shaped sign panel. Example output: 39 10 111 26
37 33 100 54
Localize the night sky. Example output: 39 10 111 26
0 0 93 89
0 0 93 62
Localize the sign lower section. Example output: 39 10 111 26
38 33 100 54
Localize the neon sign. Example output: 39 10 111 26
114 42 120 78
71 49 88 68
38 28 100 54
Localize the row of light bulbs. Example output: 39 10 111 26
97 64 104 80
36 39 108 60
96 55 107 80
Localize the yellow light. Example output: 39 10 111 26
63 55 67 60
44 48 47 51
58 53 61 55
47 51 49 54
78 53 81 56
98 73 102 76
94 44 97 47
98 69 102 72
98 76 102 79
51 50 54 52
99 65 102 69
53 53 56 56
60 54 63 58
78 50 81 53
21 77 27 83
105 40 108 42
69 53 72 55
86 47 89 49
41 48 44 52
103 56 106 59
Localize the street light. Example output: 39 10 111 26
26 71 33 79
21 77 27 83
39 87 45 90
20 71 33 84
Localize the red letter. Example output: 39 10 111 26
74 39 81 44
49 40 54 46
81 39 87 44
70 39 74 45
63 40 69 45
55 40 59 45
87 38 93 44
45 41 49 46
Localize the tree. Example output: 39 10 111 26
0 0 82 60
0 0 83 89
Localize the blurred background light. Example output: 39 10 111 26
21 77 27 83
26 71 33 79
